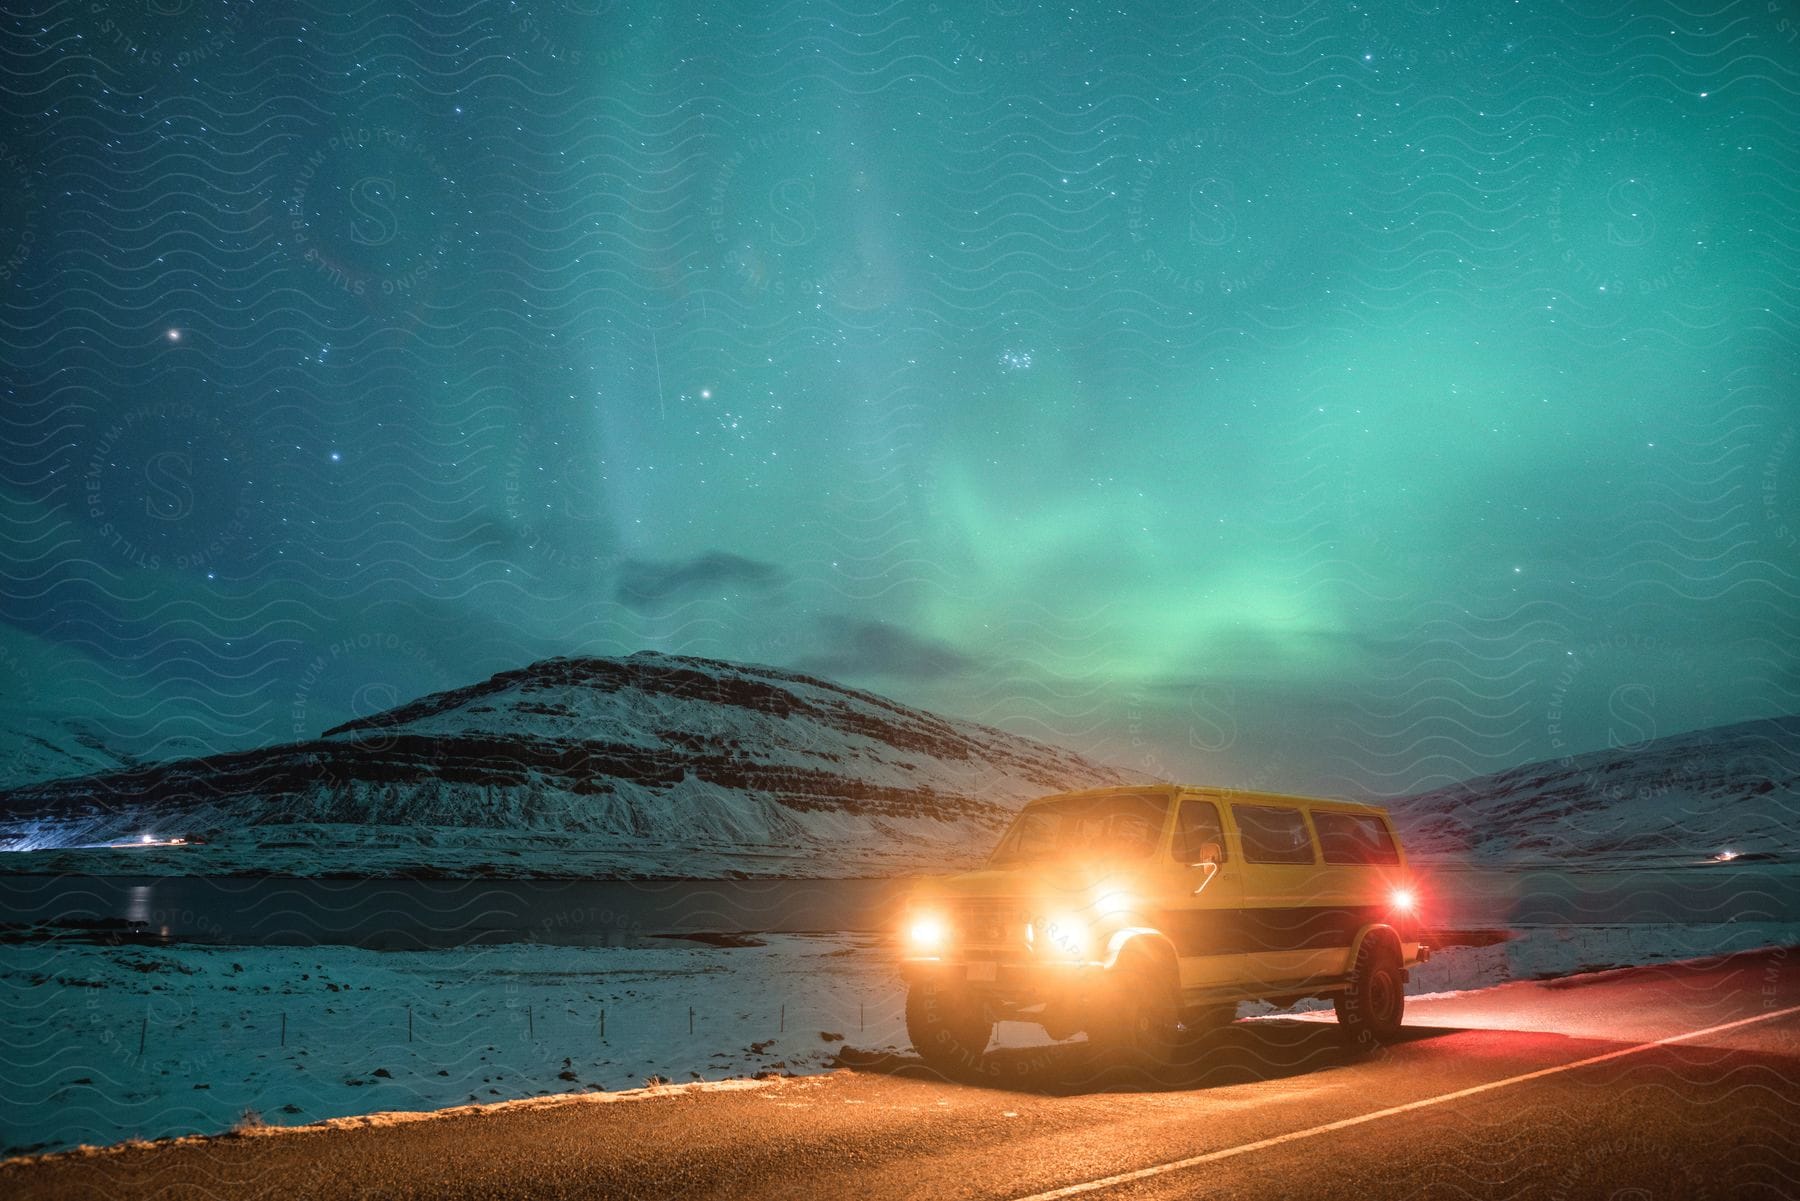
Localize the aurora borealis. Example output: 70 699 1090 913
0 1 1796 797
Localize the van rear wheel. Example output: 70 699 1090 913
905 978 993 1076
1335 940 1404 1048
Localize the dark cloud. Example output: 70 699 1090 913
795 617 977 682
614 551 785 612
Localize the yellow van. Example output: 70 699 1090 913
898 784 1428 1073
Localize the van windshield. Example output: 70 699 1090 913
988 793 1171 866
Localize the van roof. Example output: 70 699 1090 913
1024 783 1391 818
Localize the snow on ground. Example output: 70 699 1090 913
1239 921 1800 1016
5 922 1799 1159
0 933 902 1158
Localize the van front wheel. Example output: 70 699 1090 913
1335 940 1404 1048
1088 952 1181 1070
905 979 993 1076
1179 1003 1238 1042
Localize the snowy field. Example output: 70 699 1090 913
5 922 1800 1159
0 932 890 1159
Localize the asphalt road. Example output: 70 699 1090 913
7 947 1798 1201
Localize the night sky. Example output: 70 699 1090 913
0 1 1796 798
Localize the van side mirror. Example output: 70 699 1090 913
1189 841 1222 894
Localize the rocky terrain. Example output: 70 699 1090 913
0 651 1143 877
1390 715 1800 863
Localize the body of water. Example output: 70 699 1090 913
3 861 1795 949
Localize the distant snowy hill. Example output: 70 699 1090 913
0 718 141 791
0 652 1146 877
1390 716 1800 862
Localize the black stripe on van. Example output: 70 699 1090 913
1154 905 1406 957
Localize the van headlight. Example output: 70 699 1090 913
1038 912 1092 960
1092 890 1134 918
906 913 949 953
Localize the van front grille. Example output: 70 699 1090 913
953 900 1023 948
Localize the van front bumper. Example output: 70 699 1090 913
900 955 1107 1003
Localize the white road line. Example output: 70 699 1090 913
1008 1001 1800 1201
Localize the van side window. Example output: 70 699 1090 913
1312 811 1401 865
1232 804 1316 865
1173 800 1227 863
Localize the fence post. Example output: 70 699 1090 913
138 1014 147 1058
688 1006 694 1035
527 1004 534 1040
780 1003 785 1034
407 1006 413 1044
280 1012 286 1048
600 1008 606 1041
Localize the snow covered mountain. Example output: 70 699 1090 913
0 651 1145 877
1389 715 1800 862
0 717 142 791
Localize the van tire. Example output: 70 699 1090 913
1180 1003 1238 1041
905 979 993 1076
1335 939 1404 1048
1089 952 1180 1070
